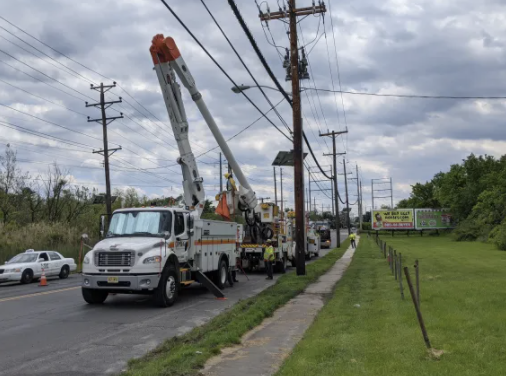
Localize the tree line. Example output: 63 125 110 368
397 153 506 249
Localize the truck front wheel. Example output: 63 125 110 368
154 265 178 308
82 288 108 304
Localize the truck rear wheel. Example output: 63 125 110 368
214 258 228 289
154 265 178 308
82 288 108 304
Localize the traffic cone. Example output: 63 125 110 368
39 268 48 287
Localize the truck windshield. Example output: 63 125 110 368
107 211 172 238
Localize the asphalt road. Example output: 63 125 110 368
0 231 349 376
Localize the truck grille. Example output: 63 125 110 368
95 252 134 267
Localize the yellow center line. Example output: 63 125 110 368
0 286 80 303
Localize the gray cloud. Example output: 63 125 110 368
0 0 505 212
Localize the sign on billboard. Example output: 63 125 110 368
415 209 454 230
372 209 414 230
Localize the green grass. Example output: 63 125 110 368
277 235 506 376
122 240 350 376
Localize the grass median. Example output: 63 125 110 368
123 239 350 376
277 235 506 376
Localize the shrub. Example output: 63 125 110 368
362 222 371 231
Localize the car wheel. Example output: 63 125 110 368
20 269 33 284
214 258 228 289
59 265 70 279
82 288 108 304
153 264 178 308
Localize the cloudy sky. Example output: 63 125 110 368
0 0 505 216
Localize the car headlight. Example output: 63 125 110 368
83 256 90 264
143 256 162 264
5 268 21 273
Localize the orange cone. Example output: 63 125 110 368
39 268 48 287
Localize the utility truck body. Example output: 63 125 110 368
81 34 259 307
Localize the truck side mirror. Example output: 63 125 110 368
99 215 106 239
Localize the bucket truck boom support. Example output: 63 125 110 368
150 34 257 218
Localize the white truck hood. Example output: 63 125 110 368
94 237 165 253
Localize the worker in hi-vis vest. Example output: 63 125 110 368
264 239 275 280
349 232 357 249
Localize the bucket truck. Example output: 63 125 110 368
80 34 261 307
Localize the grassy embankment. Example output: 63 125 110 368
0 222 94 263
277 235 506 376
123 239 350 376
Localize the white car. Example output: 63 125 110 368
0 249 77 284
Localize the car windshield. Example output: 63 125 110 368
107 211 172 238
8 254 38 264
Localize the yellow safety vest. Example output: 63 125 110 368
264 246 275 261
350 233 356 240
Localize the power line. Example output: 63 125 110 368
0 32 94 84
0 15 107 81
301 87 506 100
0 78 87 116
231 1 336 180
326 0 348 140
0 48 95 102
0 58 88 102
0 103 109 146
196 98 284 158
201 0 292 137
0 120 93 149
159 0 292 142
0 16 221 163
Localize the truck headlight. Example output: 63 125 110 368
83 256 90 264
5 268 21 273
143 256 162 264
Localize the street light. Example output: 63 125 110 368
231 84 301 97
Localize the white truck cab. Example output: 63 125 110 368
82 207 237 307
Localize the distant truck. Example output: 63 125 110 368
314 221 332 249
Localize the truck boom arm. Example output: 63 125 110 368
150 35 257 216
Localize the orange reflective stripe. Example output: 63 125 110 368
194 239 236 246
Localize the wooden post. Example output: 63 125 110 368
398 252 404 299
415 259 420 306
404 267 431 349
394 250 397 280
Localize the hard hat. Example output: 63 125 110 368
224 173 230 178
266 239 272 243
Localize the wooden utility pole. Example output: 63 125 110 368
357 165 363 231
260 0 326 275
86 82 123 225
280 167 284 218
321 129 347 247
273 167 278 207
308 168 312 213
343 158 351 235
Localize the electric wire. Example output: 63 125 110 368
201 0 292 135
159 0 292 142
227 0 334 179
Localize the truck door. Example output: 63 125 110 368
173 212 188 260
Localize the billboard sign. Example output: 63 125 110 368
372 209 414 230
415 209 454 230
